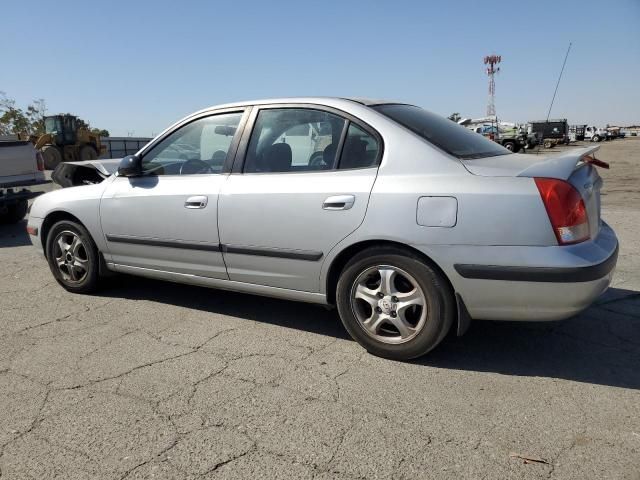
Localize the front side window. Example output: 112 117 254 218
373 104 509 159
244 109 346 173
141 112 242 175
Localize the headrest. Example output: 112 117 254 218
323 143 337 166
341 138 368 168
263 142 292 172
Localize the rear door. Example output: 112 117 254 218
218 105 382 292
100 109 247 278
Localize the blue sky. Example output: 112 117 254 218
3 0 639 136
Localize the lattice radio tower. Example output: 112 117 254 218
484 54 501 117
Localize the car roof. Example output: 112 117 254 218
340 97 407 106
196 97 408 114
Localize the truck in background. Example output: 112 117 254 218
0 139 50 223
527 119 569 147
569 124 587 141
584 126 608 142
458 117 536 152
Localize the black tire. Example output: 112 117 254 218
79 145 98 161
336 246 455 360
0 200 28 224
45 220 100 294
42 145 63 170
502 141 516 151
592 135 600 142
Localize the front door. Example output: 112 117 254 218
218 106 382 292
100 110 246 278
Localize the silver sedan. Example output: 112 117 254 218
27 98 618 359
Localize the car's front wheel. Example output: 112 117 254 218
45 220 100 294
336 247 455 360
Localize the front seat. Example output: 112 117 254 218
211 149 227 167
261 142 292 172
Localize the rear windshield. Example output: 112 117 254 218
372 104 510 159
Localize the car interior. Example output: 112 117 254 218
139 109 379 176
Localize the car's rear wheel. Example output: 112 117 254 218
336 247 455 360
45 220 100 294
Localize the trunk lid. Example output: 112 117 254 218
461 146 604 240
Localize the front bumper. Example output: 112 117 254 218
26 215 44 255
418 222 618 321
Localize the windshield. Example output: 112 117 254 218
372 104 510 159
44 117 61 134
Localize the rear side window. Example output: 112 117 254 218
338 124 380 169
373 104 509 159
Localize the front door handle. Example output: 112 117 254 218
322 194 355 211
185 195 208 209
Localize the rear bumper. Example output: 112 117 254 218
453 244 618 283
416 222 618 321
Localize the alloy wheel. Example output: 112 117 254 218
349 265 427 344
53 230 89 283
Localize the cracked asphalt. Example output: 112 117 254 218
1 139 639 479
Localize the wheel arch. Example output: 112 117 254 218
40 210 87 255
325 239 455 305
325 239 470 338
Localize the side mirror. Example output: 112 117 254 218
117 155 142 177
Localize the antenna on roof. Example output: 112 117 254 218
546 42 572 123
537 42 572 154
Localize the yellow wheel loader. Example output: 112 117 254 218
34 115 106 170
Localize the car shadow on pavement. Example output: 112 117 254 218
100 275 352 340
0 220 32 248
100 278 640 390
422 287 640 390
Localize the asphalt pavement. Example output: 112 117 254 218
0 141 638 479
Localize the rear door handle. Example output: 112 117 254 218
185 195 208 209
322 195 355 210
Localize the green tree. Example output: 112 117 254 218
26 99 47 135
0 92 30 135
91 128 110 137
1 93 109 137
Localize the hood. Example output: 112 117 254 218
51 159 121 188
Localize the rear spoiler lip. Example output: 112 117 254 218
517 145 601 180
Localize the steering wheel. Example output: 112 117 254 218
309 152 327 168
179 159 213 175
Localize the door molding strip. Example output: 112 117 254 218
105 235 221 252
105 235 323 261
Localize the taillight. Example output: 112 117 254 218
535 178 589 245
36 151 45 171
